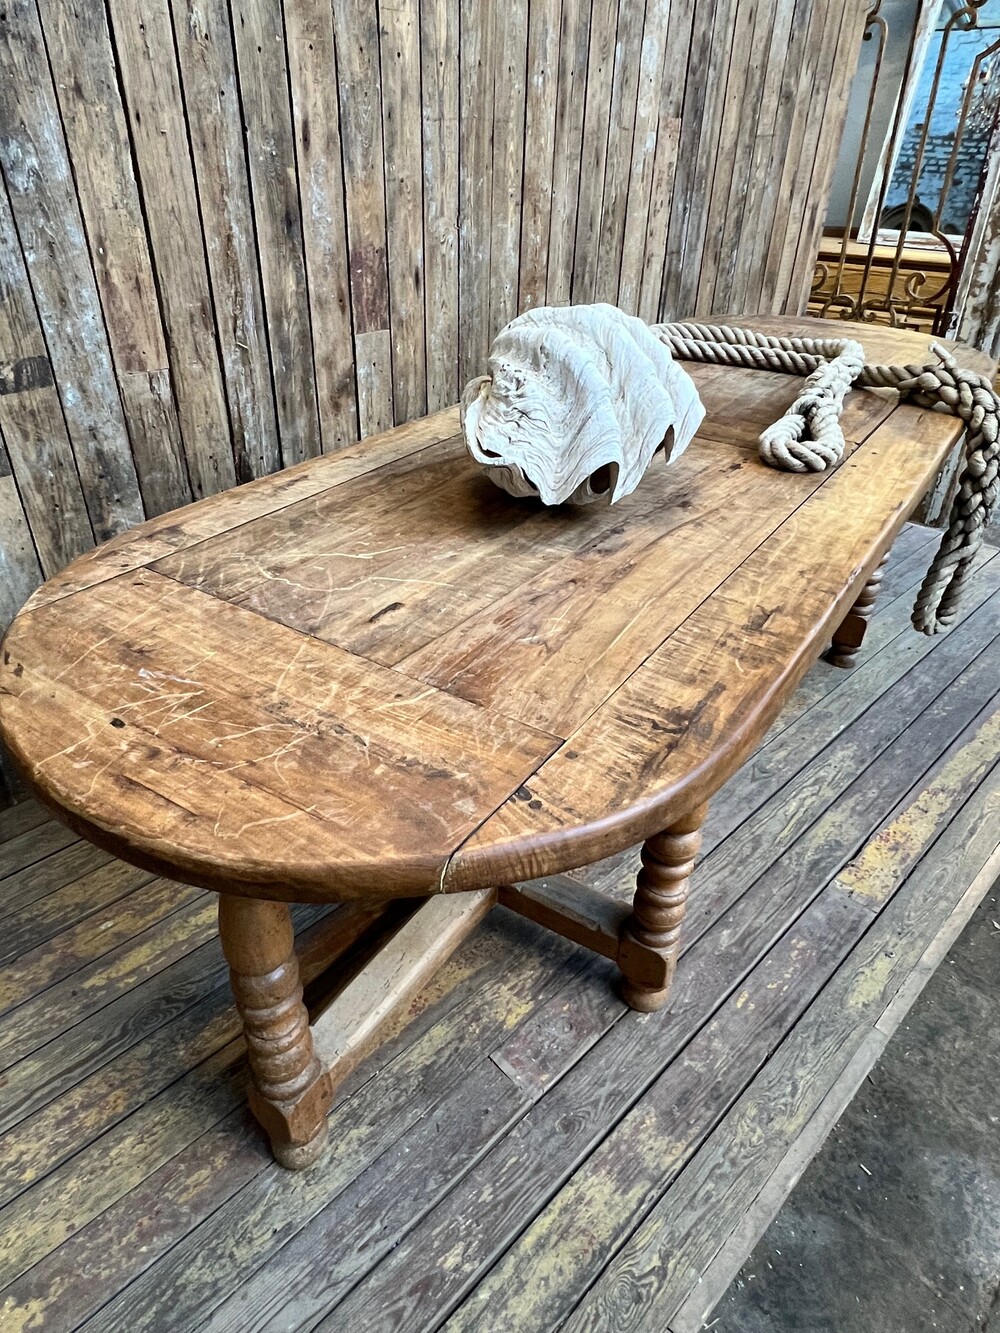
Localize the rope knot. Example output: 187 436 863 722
653 321 1000 637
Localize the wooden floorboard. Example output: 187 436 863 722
0 820 78 880
0 798 49 844
667 836 1000 1333
561 713 1000 1333
0 523 998 1333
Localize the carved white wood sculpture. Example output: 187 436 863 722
461 304 706 505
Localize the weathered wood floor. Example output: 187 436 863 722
1 519 999 1333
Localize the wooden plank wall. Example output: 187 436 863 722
0 0 866 799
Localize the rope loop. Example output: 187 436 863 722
653 321 1000 636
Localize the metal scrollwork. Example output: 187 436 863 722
811 0 1000 336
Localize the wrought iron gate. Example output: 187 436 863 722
812 0 1000 335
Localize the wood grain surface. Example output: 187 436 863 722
0 318 985 901
0 0 868 639
0 511 997 1327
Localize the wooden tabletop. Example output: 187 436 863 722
0 318 989 902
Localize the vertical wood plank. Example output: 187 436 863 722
0 152 94 572
333 0 394 435
773 0 864 310
772 0 858 310
458 0 495 383
381 0 428 422
37 0 191 518
759 0 839 311
788 1 867 313
697 0 772 314
618 0 671 317
105 0 238 499
0 0 144 541
283 0 359 451
421 0 460 408
518 0 562 312
0 455 43 630
229 0 322 464
658 0 715 319
638 111 681 321
545 0 591 307
354 331 395 438
637 0 694 322
726 0 800 315
571 0 619 304
663 0 738 318
593 0 645 305
739 0 816 314
171 0 282 483
489 0 528 336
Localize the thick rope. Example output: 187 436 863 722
653 321 1000 636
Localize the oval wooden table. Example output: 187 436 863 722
0 317 990 1167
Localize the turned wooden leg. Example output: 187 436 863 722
827 551 890 669
618 803 707 1013
218 895 332 1169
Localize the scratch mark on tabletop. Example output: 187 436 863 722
138 667 202 686
306 544 409 560
37 718 102 768
52 601 166 682
81 750 128 800
371 575 453 589
215 733 307 779
152 700 215 735
215 807 308 839
272 641 309 698
210 722 289 746
373 687 437 712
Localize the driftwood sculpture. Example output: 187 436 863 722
461 304 705 505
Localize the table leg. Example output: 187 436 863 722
827 551 890 669
618 803 707 1013
218 894 333 1169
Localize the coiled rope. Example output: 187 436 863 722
653 321 1000 636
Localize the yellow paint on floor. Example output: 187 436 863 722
836 706 1000 906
